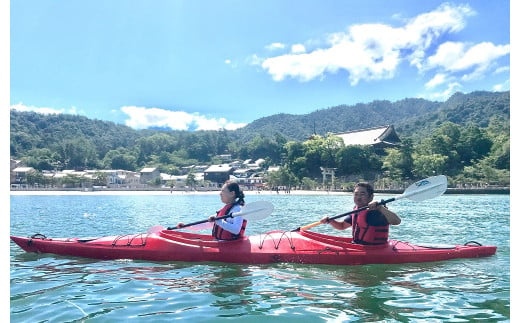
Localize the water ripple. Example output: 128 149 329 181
10 194 509 322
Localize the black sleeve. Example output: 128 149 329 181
344 214 353 224
366 210 389 226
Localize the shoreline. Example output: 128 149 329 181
9 189 346 196
9 187 510 196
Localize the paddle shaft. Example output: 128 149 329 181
298 175 447 231
331 197 400 221
165 200 274 231
298 197 394 231
167 213 232 230
295 175 448 231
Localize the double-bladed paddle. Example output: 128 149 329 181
295 175 448 231
162 200 274 231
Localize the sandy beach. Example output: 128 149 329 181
10 189 351 196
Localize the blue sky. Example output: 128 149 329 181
8 1 510 131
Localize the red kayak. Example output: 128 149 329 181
10 229 496 265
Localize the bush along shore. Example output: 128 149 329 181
10 186 510 195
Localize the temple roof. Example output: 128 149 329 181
334 125 401 147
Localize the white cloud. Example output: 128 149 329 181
423 82 462 101
493 79 510 92
224 59 238 69
425 41 510 80
265 42 285 51
10 103 80 115
120 106 247 131
291 44 306 54
256 2 508 101
404 2 473 65
425 73 448 89
246 54 264 66
10 103 247 131
494 66 510 74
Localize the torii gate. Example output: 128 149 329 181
320 167 337 187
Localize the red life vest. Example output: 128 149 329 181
212 203 247 241
351 207 389 245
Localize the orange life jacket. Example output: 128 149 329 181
212 203 247 241
351 207 389 245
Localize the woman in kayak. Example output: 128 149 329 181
320 182 401 245
177 180 247 240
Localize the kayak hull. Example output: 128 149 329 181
10 230 497 265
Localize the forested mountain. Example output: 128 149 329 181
10 91 509 182
10 113 142 159
396 91 510 140
236 91 509 141
235 98 440 142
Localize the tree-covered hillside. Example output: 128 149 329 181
10 91 509 186
10 113 141 159
237 91 509 141
395 91 510 140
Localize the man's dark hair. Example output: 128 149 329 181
355 182 374 196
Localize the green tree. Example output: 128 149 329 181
92 172 108 186
266 166 299 188
300 134 343 178
300 177 318 190
57 138 99 169
336 145 381 176
415 122 461 175
288 156 309 179
457 124 493 165
284 141 304 162
485 117 510 170
237 135 284 162
25 169 45 186
102 148 138 170
382 139 413 179
321 134 344 168
412 153 448 178
136 133 178 165
186 172 197 188
382 148 404 179
21 148 60 171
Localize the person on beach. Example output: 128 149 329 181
176 180 247 240
320 182 401 245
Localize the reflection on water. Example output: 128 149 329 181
10 257 510 322
11 194 509 322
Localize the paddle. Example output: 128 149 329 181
296 175 448 231
165 200 274 231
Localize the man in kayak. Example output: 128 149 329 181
177 180 247 240
320 182 401 245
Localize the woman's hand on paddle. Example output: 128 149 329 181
176 216 216 230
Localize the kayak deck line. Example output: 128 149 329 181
158 230 299 251
26 232 151 248
257 231 297 250
112 234 148 247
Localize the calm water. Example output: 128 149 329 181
10 193 510 322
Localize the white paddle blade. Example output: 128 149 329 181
233 201 274 221
401 175 448 202
147 225 166 234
